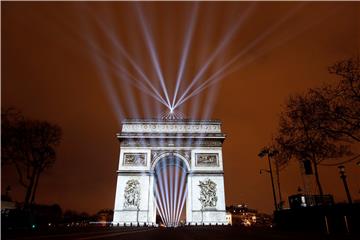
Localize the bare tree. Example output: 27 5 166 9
264 57 358 199
310 57 360 142
275 94 351 195
1 108 62 206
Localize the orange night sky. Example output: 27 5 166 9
2 1 360 214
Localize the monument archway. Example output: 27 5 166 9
152 154 189 226
113 119 227 226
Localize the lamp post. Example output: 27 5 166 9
338 165 352 204
258 148 278 211
267 154 278 211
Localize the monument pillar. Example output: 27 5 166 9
186 174 193 223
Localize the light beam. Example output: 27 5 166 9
135 3 172 109
172 2 199 108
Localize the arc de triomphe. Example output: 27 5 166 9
113 119 227 226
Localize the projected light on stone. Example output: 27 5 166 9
159 109 185 120
113 119 227 227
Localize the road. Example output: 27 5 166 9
4 226 358 240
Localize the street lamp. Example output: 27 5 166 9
338 165 352 204
258 148 278 211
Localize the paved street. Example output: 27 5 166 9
4 226 359 240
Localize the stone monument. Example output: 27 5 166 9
113 119 227 226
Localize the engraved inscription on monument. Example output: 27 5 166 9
123 153 147 166
195 153 219 166
123 179 141 209
198 178 218 208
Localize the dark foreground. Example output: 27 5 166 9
4 226 359 240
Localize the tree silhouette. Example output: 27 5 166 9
269 57 359 196
275 94 351 195
1 108 62 206
310 57 360 143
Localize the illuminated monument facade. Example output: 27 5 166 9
113 119 227 226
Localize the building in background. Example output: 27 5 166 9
227 204 256 226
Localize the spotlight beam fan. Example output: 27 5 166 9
155 164 171 224
176 186 188 225
80 5 173 118
85 3 306 120
169 161 174 225
174 164 187 226
173 3 256 110
173 3 305 109
90 54 125 123
83 30 170 111
135 3 172 109
161 160 172 225
155 187 168 226
171 2 199 108
108 56 170 108
172 160 180 226
93 14 171 110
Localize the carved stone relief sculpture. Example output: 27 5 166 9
123 179 141 209
195 153 219 166
198 178 218 208
123 153 147 166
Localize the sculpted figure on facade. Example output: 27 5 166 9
123 179 141 209
196 153 219 166
198 178 218 208
123 153 146 166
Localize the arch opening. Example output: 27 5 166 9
153 155 188 227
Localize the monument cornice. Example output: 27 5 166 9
120 119 223 135
117 132 225 138
122 118 222 124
